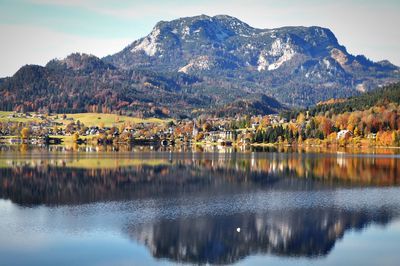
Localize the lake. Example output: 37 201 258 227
0 145 400 266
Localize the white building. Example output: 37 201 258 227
337 130 353 140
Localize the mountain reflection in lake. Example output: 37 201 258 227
0 146 400 266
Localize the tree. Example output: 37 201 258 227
255 130 264 143
73 132 80 143
354 127 361 137
348 112 360 131
319 117 333 138
53 126 59 135
392 131 399 146
21 128 30 139
195 132 204 142
296 113 306 124
261 116 271 127
202 122 212 132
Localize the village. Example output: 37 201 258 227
0 111 386 147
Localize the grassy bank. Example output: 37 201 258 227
0 111 169 127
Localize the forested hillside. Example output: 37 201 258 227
308 82 400 116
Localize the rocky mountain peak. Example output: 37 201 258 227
127 15 258 58
109 16 345 73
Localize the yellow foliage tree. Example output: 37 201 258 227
20 128 30 139
73 132 80 143
354 127 361 137
195 132 205 142
202 122 212 132
296 113 306 124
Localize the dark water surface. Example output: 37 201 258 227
0 145 400 266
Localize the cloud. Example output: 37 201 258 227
28 0 99 9
0 24 131 78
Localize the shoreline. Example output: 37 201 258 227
1 139 400 151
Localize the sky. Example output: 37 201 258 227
0 0 399 77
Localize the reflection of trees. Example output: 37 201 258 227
0 153 399 205
0 164 280 205
126 208 395 264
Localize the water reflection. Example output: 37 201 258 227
0 147 400 265
126 208 395 264
0 151 399 205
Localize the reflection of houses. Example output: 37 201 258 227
337 130 353 140
336 152 347 168
240 137 252 145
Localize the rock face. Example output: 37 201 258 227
105 15 399 107
1 15 399 116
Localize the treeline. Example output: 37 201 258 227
281 82 400 120
254 83 400 146
310 82 400 116
251 107 400 146
253 125 324 143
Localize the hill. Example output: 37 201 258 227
307 82 400 116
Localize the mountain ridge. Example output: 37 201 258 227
1 15 399 117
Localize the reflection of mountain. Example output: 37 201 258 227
1 150 400 265
126 208 395 264
0 153 399 205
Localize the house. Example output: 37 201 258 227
367 133 377 140
279 118 287 124
204 131 234 143
337 130 353 140
251 122 260 130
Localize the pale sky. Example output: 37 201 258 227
0 0 399 77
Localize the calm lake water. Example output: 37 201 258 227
0 145 400 266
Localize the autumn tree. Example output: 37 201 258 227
21 128 30 139
318 116 333 138
202 122 212 132
195 132 205 142
73 132 80 143
296 113 306 124
354 127 361 137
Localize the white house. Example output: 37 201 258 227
337 130 353 140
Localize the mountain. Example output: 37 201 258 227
105 15 399 106
0 52 282 117
1 15 399 117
